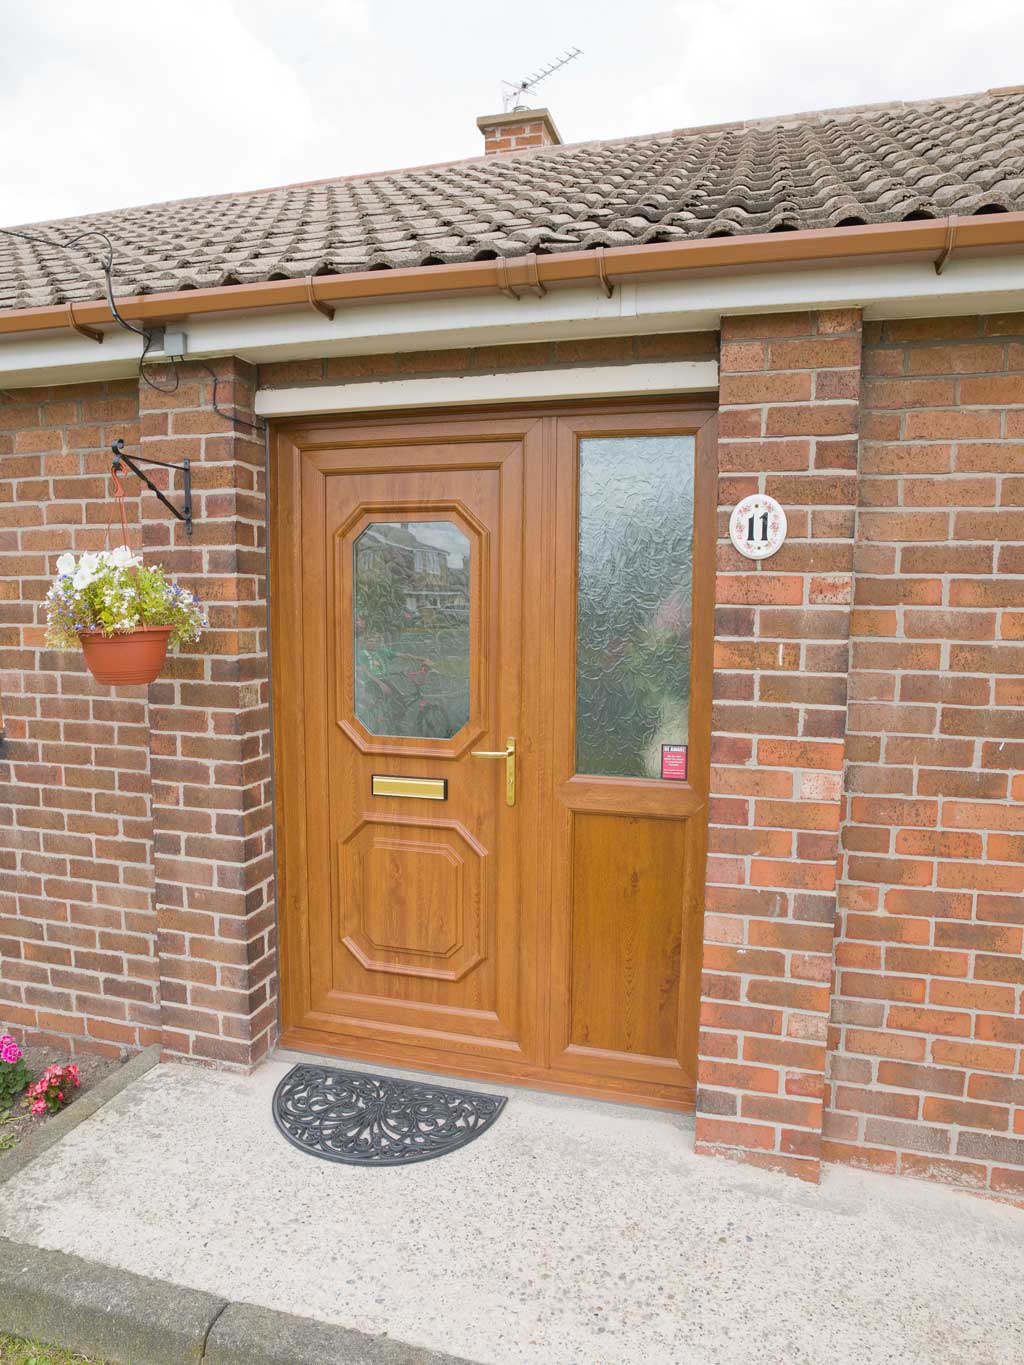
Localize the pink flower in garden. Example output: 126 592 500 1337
22 1061 79 1115
0 1033 22 1064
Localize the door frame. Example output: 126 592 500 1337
269 397 718 1109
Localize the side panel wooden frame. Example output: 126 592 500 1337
542 410 717 1108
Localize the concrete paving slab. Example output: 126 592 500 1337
0 1052 1021 1365
0 1042 160 1186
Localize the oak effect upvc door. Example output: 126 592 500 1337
272 404 715 1110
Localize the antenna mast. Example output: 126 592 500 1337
501 47 583 112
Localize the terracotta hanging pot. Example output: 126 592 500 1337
49 456 206 687
77 625 173 685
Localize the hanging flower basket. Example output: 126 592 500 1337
77 624 174 685
46 547 207 686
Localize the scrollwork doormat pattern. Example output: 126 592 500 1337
272 1064 507 1166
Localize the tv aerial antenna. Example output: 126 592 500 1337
501 47 583 112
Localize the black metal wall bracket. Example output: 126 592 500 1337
111 438 193 536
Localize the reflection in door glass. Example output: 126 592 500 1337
353 521 471 739
576 436 695 778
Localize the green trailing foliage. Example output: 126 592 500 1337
45 548 207 650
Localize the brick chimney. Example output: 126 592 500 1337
476 108 562 156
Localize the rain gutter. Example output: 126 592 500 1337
2 213 1024 340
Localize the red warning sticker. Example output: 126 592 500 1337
661 744 688 781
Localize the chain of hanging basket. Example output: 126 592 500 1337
71 460 175 685
104 460 147 627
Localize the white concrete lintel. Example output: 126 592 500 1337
254 360 719 418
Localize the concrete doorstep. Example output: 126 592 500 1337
0 1046 471 1365
2 1049 1023 1365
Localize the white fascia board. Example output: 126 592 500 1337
0 328 148 387
2 254 1024 389
254 361 719 417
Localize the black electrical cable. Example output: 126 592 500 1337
194 360 266 435
1 225 268 431
0 225 179 393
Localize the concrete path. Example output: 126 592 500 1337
0 1051 1021 1365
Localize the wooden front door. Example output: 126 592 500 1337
272 403 716 1110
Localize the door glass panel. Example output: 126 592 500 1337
575 435 695 778
353 520 471 739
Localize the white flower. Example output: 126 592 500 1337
72 551 103 590
55 552 76 576
107 545 142 570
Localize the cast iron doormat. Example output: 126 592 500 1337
272 1063 507 1166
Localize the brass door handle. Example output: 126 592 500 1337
471 736 516 806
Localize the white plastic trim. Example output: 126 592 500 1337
253 360 720 417
2 253 1024 389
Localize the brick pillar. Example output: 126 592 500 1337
695 309 863 1180
137 359 276 1067
826 315 1024 1197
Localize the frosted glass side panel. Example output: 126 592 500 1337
353 521 471 739
575 436 695 778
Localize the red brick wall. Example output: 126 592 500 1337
0 380 160 1057
0 364 275 1068
695 309 862 1181
826 315 1024 1200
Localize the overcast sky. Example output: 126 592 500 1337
1 0 1023 227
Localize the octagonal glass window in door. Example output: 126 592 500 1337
353 521 471 739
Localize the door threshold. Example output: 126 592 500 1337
273 1034 695 1119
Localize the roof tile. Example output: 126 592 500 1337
3 87 1024 311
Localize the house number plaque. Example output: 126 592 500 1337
730 493 787 560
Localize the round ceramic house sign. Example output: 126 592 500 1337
730 494 788 561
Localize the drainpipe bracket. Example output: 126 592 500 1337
67 302 104 344
305 276 335 321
